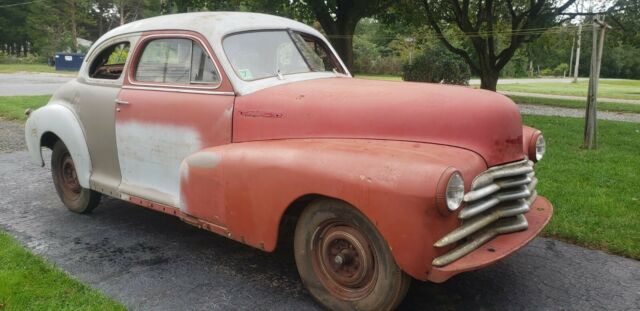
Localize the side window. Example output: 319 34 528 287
135 38 220 85
294 33 344 74
191 44 220 84
89 42 130 79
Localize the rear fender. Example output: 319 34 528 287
25 102 92 188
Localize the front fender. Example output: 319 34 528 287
179 139 487 280
25 103 92 188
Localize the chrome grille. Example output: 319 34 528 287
433 158 537 267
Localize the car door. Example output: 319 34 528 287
77 36 138 195
115 32 235 215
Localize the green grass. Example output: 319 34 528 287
499 79 640 100
0 95 50 121
0 232 125 310
524 115 640 259
354 73 403 81
510 95 640 114
0 64 58 73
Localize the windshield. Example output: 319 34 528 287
223 30 345 81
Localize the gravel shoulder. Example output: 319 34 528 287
504 91 640 105
0 118 26 153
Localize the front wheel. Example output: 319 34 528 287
51 140 101 213
294 199 410 311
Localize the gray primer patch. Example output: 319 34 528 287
185 151 222 168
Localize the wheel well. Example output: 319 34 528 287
275 194 347 252
40 131 60 149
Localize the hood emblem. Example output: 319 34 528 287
239 111 284 118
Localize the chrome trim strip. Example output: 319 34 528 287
122 85 234 96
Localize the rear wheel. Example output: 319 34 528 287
294 199 411 311
51 140 101 213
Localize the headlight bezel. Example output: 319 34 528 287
535 134 546 161
436 167 465 215
528 131 546 162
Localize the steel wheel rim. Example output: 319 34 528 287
58 152 81 200
311 221 377 300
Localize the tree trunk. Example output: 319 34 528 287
329 33 354 71
479 71 499 91
70 0 78 52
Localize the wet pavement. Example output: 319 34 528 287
0 149 639 310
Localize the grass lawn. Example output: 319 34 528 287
354 73 403 81
499 79 640 101
0 95 50 121
0 232 125 310
0 64 57 74
524 115 640 259
509 95 640 114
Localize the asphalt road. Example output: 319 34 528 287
0 72 73 96
1 146 639 310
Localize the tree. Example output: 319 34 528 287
299 0 395 70
415 0 576 91
0 5 29 56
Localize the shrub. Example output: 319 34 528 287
553 63 569 77
0 52 46 64
402 46 470 85
540 68 554 76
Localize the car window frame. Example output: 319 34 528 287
84 36 137 86
128 33 224 90
222 29 347 82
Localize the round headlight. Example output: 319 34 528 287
535 134 546 161
446 172 465 212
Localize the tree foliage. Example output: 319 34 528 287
402 45 471 85
299 0 395 70
404 0 577 90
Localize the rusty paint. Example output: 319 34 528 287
128 195 228 236
233 78 523 167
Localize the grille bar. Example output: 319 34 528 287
471 158 533 189
432 214 529 267
434 194 537 248
432 158 537 267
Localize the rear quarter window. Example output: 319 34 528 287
89 42 130 80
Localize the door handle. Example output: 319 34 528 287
115 99 130 105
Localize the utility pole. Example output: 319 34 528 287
572 23 582 83
569 31 576 77
583 15 611 149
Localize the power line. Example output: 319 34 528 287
325 25 596 40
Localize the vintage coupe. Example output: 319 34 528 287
25 12 551 310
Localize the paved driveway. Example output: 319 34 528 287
0 72 74 96
0 148 638 310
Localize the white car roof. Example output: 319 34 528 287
89 12 350 95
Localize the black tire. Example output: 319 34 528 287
294 199 411 311
51 140 101 214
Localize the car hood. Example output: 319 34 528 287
232 77 524 166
